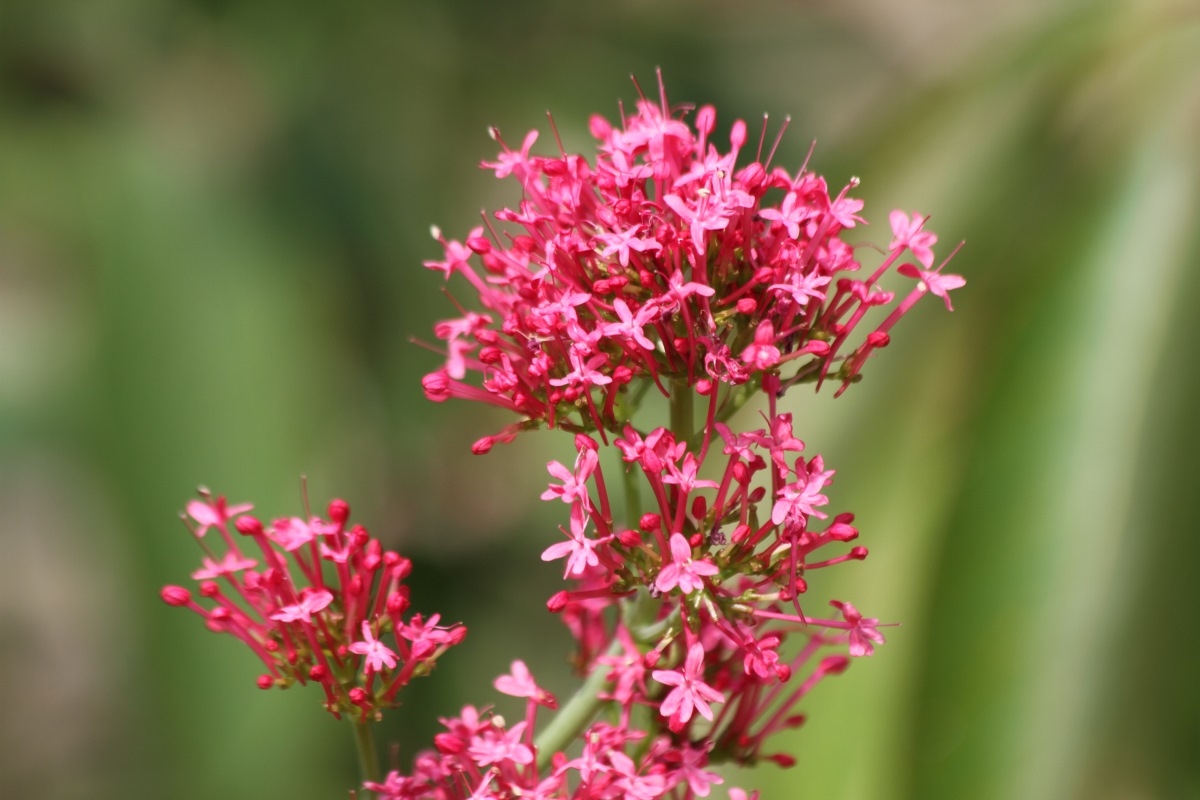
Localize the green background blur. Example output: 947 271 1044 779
2 1 1198 798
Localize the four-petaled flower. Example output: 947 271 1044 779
652 642 726 729
350 621 399 672
656 533 720 595
831 600 886 657
898 262 967 311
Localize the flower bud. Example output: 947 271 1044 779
421 372 451 402
639 513 661 533
867 331 890 347
617 529 642 548
160 585 191 606
235 515 264 536
435 733 467 754
327 499 350 525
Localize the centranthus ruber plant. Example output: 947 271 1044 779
161 72 962 800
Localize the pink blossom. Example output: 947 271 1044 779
897 262 967 311
350 621 399 672
673 745 724 797
609 750 668 800
652 642 725 727
481 128 539 180
741 321 781 369
596 224 662 267
493 660 556 708
662 453 720 494
541 450 598 505
423 229 480 279
889 210 938 268
468 721 534 767
601 298 658 350
656 534 720 595
541 502 609 578
186 495 252 537
771 455 834 527
664 192 733 255
190 551 257 580
831 600 886 656
768 269 831 308
270 588 333 623
759 190 814 240
663 269 716 309
548 350 611 389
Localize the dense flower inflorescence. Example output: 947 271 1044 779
423 77 962 454
161 489 464 720
396 74 963 800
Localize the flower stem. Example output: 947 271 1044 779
669 378 694 447
622 461 642 528
352 718 382 790
533 590 659 770
533 637 622 771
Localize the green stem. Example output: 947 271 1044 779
352 718 382 790
669 378 694 446
533 591 661 771
533 638 623 771
622 460 642 528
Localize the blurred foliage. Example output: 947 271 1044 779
1 1 1197 798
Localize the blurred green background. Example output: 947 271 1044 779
2 0 1198 798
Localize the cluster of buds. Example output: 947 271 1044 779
395 72 962 798
160 489 465 721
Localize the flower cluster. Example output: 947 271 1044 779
367 665 737 800
161 489 464 721
399 73 962 798
422 76 962 456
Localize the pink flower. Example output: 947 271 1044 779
270 588 333 623
673 745 724 797
889 210 938 268
759 190 813 240
664 192 733 255
541 450 598 506
191 551 257 580
831 600 885 656
186 495 252 537
771 455 834 528
350 621 399 672
656 534 720 595
541 502 609 578
548 350 612 389
468 721 534 767
741 321 781 369
652 642 725 728
601 298 658 350
596 224 662 267
897 262 967 311
768 269 831 308
481 128 539 180
609 750 668 800
494 660 557 708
